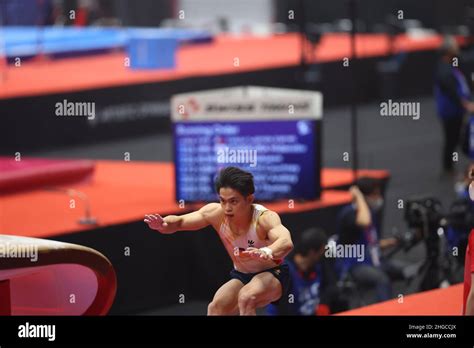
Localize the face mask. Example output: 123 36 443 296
454 181 467 196
469 182 474 201
369 198 384 211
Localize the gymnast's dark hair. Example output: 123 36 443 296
215 167 255 197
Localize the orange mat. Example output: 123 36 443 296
0 33 456 99
337 284 463 316
1 160 384 238
322 168 388 189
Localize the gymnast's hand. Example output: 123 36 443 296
144 214 174 234
241 247 273 261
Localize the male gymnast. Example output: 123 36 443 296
144 166 293 315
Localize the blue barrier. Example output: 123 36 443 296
1 27 213 68
127 31 178 70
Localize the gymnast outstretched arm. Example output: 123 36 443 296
144 203 221 234
242 210 293 260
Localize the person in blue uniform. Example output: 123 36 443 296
266 228 346 315
434 36 474 174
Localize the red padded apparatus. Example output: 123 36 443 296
0 157 95 194
0 235 116 316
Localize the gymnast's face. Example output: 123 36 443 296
218 187 254 221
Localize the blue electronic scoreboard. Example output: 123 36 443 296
173 119 321 202
171 86 323 203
